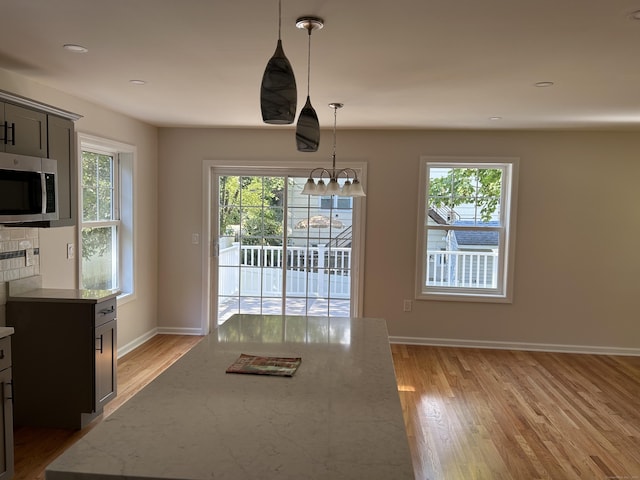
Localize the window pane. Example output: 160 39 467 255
82 151 114 221
81 226 117 290
320 197 332 209
425 230 498 289
428 167 503 225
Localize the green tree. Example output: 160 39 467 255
219 176 285 245
428 168 502 222
81 151 115 261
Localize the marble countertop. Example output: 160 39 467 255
8 288 118 303
0 327 14 339
46 314 415 480
7 276 118 303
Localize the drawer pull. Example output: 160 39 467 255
99 306 115 316
4 382 12 401
96 335 104 354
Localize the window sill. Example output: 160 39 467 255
417 291 512 304
116 291 136 306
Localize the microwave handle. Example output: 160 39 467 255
41 172 47 214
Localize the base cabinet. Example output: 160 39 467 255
0 337 13 480
7 297 117 429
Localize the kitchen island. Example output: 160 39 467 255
46 314 414 480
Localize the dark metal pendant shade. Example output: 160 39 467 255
260 40 297 124
296 96 320 152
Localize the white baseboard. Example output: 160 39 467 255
388 336 640 357
156 326 205 336
117 327 158 358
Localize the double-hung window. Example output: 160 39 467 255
416 156 519 302
79 134 135 297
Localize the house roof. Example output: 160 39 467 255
452 221 499 247
1 1 639 130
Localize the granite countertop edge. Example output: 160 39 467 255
7 288 119 303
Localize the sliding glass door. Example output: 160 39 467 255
215 172 356 325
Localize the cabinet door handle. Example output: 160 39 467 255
99 306 115 315
96 334 104 354
8 122 15 145
4 382 12 401
1 121 6 145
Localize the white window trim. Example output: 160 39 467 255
415 155 519 303
77 133 136 304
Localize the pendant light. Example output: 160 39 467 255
260 0 297 124
295 16 323 152
301 103 366 197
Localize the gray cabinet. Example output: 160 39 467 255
0 102 47 157
0 90 80 228
6 296 117 429
47 115 76 226
0 337 13 480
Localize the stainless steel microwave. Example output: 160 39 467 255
0 151 58 224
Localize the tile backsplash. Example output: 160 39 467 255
0 225 40 325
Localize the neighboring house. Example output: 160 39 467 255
426 209 499 288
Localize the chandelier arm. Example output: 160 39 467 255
336 167 359 180
307 167 331 179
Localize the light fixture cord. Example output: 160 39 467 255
278 0 282 40
306 28 312 96
332 105 337 173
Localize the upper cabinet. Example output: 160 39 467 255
0 102 47 157
0 89 81 228
47 115 77 226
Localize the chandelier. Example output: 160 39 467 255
301 103 365 197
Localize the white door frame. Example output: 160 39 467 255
200 160 367 334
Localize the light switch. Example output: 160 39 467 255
67 243 75 259
192 233 200 245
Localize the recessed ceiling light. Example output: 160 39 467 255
489 116 502 121
129 80 147 86
629 10 640 20
63 44 88 53
535 81 554 88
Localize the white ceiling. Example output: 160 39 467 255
2 0 640 130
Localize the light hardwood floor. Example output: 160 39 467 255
391 344 640 480
14 336 640 480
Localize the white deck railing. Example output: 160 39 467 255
219 243 351 298
427 250 498 288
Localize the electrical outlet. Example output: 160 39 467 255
403 299 413 312
192 233 200 245
67 243 75 259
